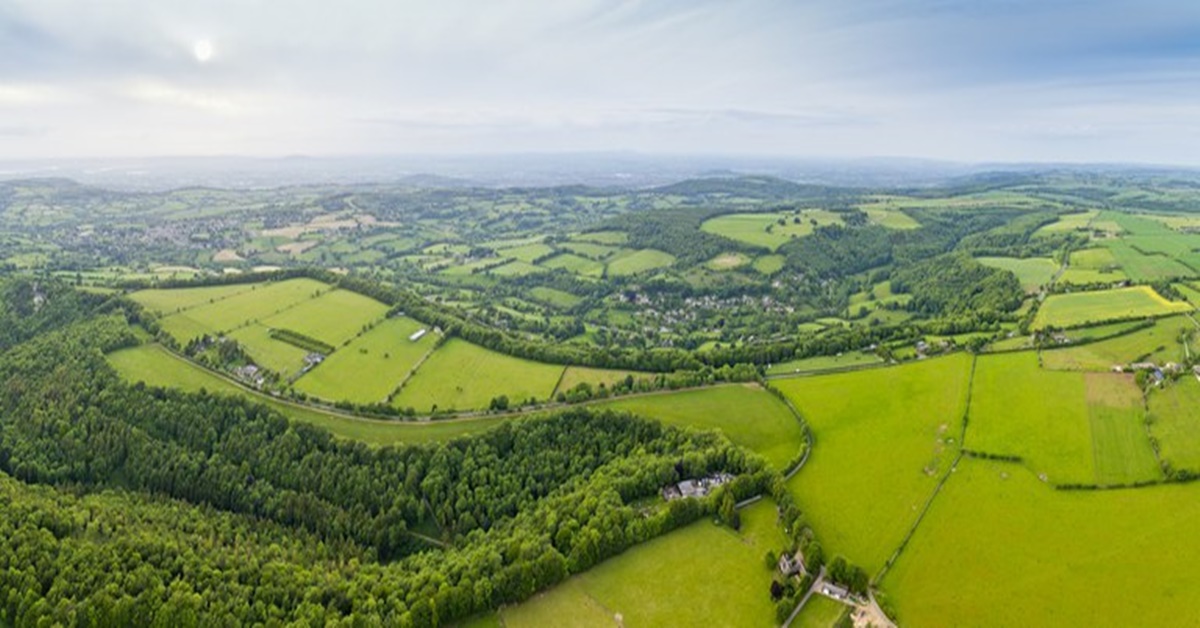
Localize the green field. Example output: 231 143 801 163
261 289 389 347
975 256 1059 293
574 230 628 245
766 351 882 376
792 596 848 628
528 286 583 309
228 323 310 375
501 499 784 628
1148 378 1200 473
541 253 605 276
1032 286 1190 330
499 242 555 262
1085 373 1161 485
295 317 439 404
882 458 1200 627
559 242 621 260
1040 316 1192 370
488 260 545 277
554 366 647 395
706 252 752 270
859 204 921 230
106 342 503 445
1104 239 1195 281
392 338 565 412
156 278 330 342
773 354 972 573
1034 209 1097 234
128 283 258 314
967 352 1094 483
752 254 786 274
701 210 844 250
606 249 676 276
1060 247 1127 285
598 385 803 470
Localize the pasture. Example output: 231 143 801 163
752 254 786 274
700 210 844 250
1040 316 1192 371
498 242 555 263
228 324 309 375
295 316 439 404
574 230 628 244
605 248 676 276
156 278 330 342
128 283 258 315
975 256 1058 293
1034 209 1097 234
1032 286 1190 330
1085 373 1161 485
706 252 752 270
501 500 784 628
528 286 583 309
1060 247 1127 285
598 385 803 470
541 253 605 276
554 366 647 396
261 289 389 347
392 338 564 412
792 596 848 628
773 354 972 573
882 458 1200 627
1147 378 1200 473
1104 240 1195 281
766 351 882 376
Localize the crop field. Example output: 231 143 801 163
295 317 439 404
967 352 1094 483
554 366 647 395
128 283 258 315
1040 315 1192 371
1059 247 1128 285
392 338 565 412
260 289 389 347
605 248 675 276
1147 378 1200 473
975 256 1058 292
881 458 1200 627
1104 240 1194 281
773 354 971 573
156 278 330 342
766 351 882 376
752 254 785 274
500 500 784 628
700 210 844 250
598 385 803 470
1085 373 1161 485
228 324 310 374
1032 286 1190 330
107 342 503 446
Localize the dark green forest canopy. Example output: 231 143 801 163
0 278 774 626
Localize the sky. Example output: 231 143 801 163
1 0 1198 164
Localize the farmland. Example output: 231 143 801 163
554 366 647 395
882 458 1200 627
1032 285 1190 330
500 499 784 628
605 248 675 276
261 289 389 347
295 316 439 404
700 210 844 250
975 256 1058 293
598 385 804 470
152 278 331 342
392 338 565 412
1147 378 1200 473
1040 315 1192 371
772 354 972 573
765 351 882 376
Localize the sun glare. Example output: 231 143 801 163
193 39 213 63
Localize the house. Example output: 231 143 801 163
778 551 806 577
409 328 428 342
304 353 326 366
821 583 851 601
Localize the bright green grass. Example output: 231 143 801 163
261 289 389 347
975 256 1059 293
487 260 545 277
393 338 564 412
554 366 648 395
541 253 605 276
156 279 330 342
502 500 784 628
294 317 439 404
1148 378 1200 472
1058 267 1129 285
882 458 1200 627
792 596 848 628
559 242 620 260
701 210 844 251
1084 373 1161 485
128 283 258 315
439 258 507 276
752 254 785 274
1034 209 1098 234
106 343 502 446
1104 239 1195 281
1070 247 1119 270
766 352 882 376
498 242 555 263
860 205 920 230
1032 286 1190 330
1061 248 1127 284
606 249 676 276
967 352 1094 484
706 252 752 270
574 230 628 245
228 324 309 375
1040 315 1192 370
773 354 971 573
598 385 803 470
1174 282 1200 307
528 286 582 309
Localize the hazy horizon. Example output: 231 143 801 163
3 1 1198 164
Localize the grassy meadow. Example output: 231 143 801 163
976 256 1059 293
295 316 439 404
260 289 389 347
605 249 676 276
1040 315 1192 371
392 338 565 412
700 210 844 250
1032 286 1190 330
766 351 882 376
1147 378 1200 473
156 278 330 342
773 354 972 573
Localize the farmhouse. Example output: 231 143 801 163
409 328 428 342
820 582 851 601
660 472 735 501
778 551 806 577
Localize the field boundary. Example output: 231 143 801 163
874 450 965 586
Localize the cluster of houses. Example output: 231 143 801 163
232 364 266 388
1112 361 1184 385
660 472 735 501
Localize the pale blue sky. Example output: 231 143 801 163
1 0 1197 163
